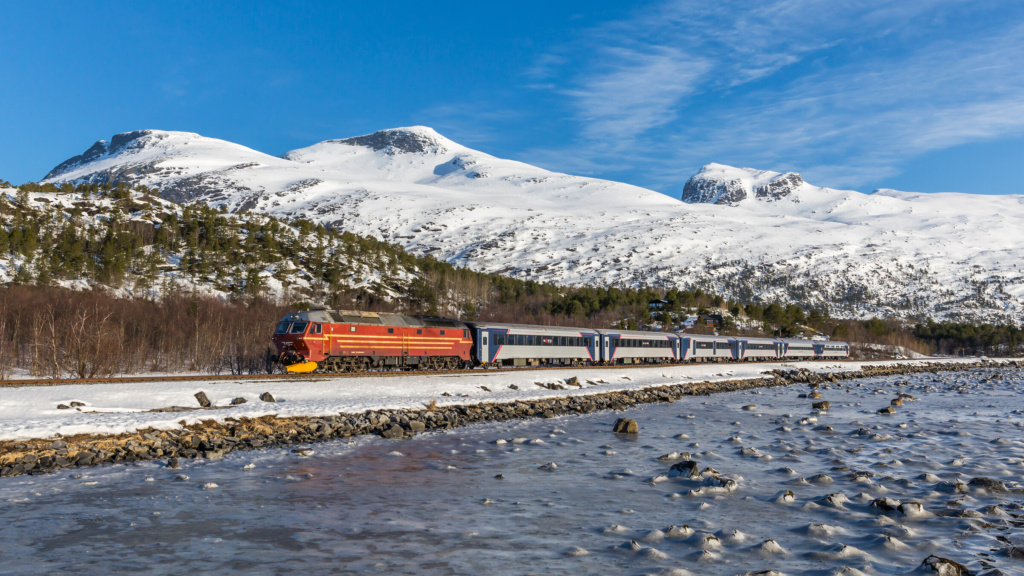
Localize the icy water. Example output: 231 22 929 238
2 368 1023 576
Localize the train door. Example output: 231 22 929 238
603 336 609 363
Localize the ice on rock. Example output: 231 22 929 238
774 490 796 504
807 523 848 538
810 543 871 561
603 524 631 534
757 539 788 556
665 525 695 538
699 533 722 549
640 529 666 542
564 546 589 557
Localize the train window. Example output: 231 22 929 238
440 330 445 335
388 328 394 334
463 330 469 339
417 329 422 334
313 324 322 335
495 334 504 346
527 335 535 346
290 322 308 334
350 326 356 333
275 322 290 334
483 335 488 345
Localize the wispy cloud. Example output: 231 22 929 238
533 0 1024 190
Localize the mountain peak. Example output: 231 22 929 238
681 163 806 205
323 126 452 156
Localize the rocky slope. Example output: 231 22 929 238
42 128 1024 322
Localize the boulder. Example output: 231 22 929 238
878 406 896 414
968 477 1008 494
613 418 639 434
381 424 405 439
259 392 276 402
669 460 699 478
812 401 830 410
920 555 971 575
230 397 247 405
194 391 211 408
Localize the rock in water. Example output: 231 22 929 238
878 406 896 414
194 391 211 408
968 477 1008 494
613 418 639 434
381 424 405 439
669 460 699 478
812 401 830 410
259 392 276 402
920 555 971 575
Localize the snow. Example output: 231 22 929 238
41 128 1024 322
3 366 1022 574
0 358 993 442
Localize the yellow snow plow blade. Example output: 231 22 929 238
285 361 318 374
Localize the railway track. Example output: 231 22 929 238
0 359 851 388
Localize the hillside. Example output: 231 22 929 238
42 128 1024 323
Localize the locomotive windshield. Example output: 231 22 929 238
288 322 308 334
275 322 291 334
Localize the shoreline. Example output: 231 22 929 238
1 359 1019 479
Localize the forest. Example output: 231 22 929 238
0 180 1019 377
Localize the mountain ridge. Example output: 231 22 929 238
40 128 1024 323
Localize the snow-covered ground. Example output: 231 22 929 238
42 127 1024 321
0 359 989 442
2 366 1022 574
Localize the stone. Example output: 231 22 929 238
565 377 579 387
742 404 757 411
613 418 639 434
167 457 180 469
891 398 903 406
50 440 67 450
968 477 1008 494
230 397 247 405
408 420 426 433
920 555 971 575
381 424 405 439
259 392 276 402
812 401 830 410
878 406 896 414
57 404 69 409
871 497 901 511
194 391 211 408
69 401 86 407
669 460 699 479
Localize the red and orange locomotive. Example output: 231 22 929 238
273 309 472 373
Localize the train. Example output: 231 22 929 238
272 309 849 373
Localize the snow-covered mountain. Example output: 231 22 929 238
43 128 1024 322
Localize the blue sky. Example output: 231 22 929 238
3 1 1023 195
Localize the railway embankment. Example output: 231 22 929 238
1 359 1021 479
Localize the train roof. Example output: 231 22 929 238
676 334 734 342
598 328 677 339
281 310 467 329
465 321 600 335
